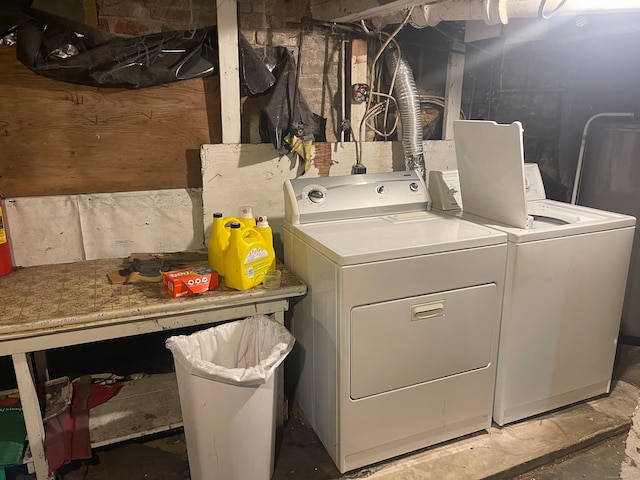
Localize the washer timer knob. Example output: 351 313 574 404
376 185 386 195
409 182 419 192
308 189 325 204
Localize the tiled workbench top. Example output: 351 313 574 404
0 257 306 337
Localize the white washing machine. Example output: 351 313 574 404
430 120 636 426
283 170 508 473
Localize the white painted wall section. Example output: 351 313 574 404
200 143 396 248
200 140 457 252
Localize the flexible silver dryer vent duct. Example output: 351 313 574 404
384 44 425 179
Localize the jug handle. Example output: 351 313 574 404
241 227 261 239
223 217 242 228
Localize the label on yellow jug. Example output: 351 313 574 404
224 223 275 290
245 247 269 264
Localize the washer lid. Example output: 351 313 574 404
290 211 506 266
454 120 529 229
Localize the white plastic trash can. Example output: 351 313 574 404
166 314 295 480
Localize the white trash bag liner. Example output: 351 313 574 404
166 314 295 386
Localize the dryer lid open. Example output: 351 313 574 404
454 120 529 229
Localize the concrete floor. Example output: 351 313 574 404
512 433 627 480
58 344 640 480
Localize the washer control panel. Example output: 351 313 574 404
429 170 462 211
523 163 547 201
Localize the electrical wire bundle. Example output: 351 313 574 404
352 8 414 171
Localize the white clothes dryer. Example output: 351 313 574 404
431 120 636 426
283 171 507 472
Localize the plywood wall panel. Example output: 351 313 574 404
0 46 221 197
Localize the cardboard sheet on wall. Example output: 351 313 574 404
6 195 84 267
6 189 204 267
78 189 204 260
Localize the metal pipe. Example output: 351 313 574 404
410 0 640 27
570 112 635 205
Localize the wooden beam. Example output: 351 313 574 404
311 0 439 22
82 0 98 27
349 39 368 142
442 39 466 140
216 0 241 144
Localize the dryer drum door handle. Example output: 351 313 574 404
411 301 445 321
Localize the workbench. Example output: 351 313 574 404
0 257 306 480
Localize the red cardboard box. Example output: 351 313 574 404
162 266 218 298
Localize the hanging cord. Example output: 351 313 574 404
538 0 570 19
363 92 400 137
291 25 305 132
380 36 402 138
355 7 414 168
358 35 402 146
183 0 198 39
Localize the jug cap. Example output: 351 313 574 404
239 206 254 218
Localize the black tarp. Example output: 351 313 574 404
15 9 220 89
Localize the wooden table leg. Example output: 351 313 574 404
12 352 50 480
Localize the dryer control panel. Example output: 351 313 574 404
284 171 430 225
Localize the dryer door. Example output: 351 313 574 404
350 283 497 400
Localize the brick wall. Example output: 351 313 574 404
96 0 310 36
96 0 217 35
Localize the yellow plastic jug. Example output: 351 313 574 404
223 222 275 291
255 215 276 273
207 212 242 276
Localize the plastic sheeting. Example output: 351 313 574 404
258 46 324 154
166 315 295 386
15 9 218 89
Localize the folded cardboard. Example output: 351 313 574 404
162 266 218 298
